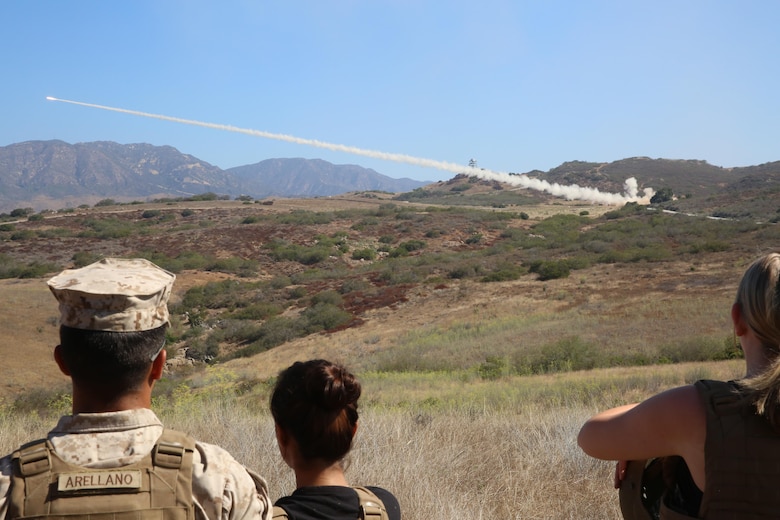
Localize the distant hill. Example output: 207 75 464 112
0 141 427 212
539 158 741 196
226 158 425 198
533 157 780 220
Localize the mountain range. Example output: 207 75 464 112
0 140 427 212
1 140 779 220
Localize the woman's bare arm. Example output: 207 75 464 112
578 385 706 489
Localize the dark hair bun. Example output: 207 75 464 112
317 363 361 411
270 359 362 462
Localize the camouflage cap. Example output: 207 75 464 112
47 258 175 332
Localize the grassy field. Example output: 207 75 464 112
0 361 744 519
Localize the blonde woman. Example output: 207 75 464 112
579 253 780 518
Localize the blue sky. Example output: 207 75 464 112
2 1 778 183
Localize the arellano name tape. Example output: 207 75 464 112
58 470 142 491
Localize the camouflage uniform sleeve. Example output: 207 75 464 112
0 454 12 520
191 442 272 520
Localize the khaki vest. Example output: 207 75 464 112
7 429 196 520
272 486 388 520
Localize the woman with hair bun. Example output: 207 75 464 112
270 359 400 520
578 252 780 518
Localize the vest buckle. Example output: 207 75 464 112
18 445 52 476
153 441 185 469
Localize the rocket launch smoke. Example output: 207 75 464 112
46 96 654 205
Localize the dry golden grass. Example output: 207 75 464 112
0 361 745 519
0 279 68 398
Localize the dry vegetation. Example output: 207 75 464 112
0 362 744 519
0 188 776 518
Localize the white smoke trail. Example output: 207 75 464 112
46 96 653 205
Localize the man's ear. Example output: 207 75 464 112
150 348 166 381
54 345 71 376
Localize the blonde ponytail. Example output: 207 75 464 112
738 253 780 426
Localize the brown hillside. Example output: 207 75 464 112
0 192 769 400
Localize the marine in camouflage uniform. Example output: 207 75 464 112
0 258 272 520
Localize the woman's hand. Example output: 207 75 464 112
614 460 628 489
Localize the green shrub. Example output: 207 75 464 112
136 251 213 273
657 337 743 364
352 248 376 260
689 240 730 254
229 303 283 320
0 257 59 279
228 316 305 358
186 336 220 361
448 264 481 279
268 241 330 265
301 302 352 332
79 218 135 239
10 230 36 240
179 279 258 310
477 356 508 380
10 208 33 218
276 210 334 225
188 192 220 202
286 286 308 299
480 262 523 282
389 239 427 257
521 336 600 374
529 260 571 281
401 239 426 251
72 251 102 267
207 257 259 277
340 278 370 294
269 276 292 290
351 217 379 230
311 290 343 307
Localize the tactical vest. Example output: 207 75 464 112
695 379 780 519
619 380 780 520
272 486 388 520
7 429 196 520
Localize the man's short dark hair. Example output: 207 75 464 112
58 325 167 393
